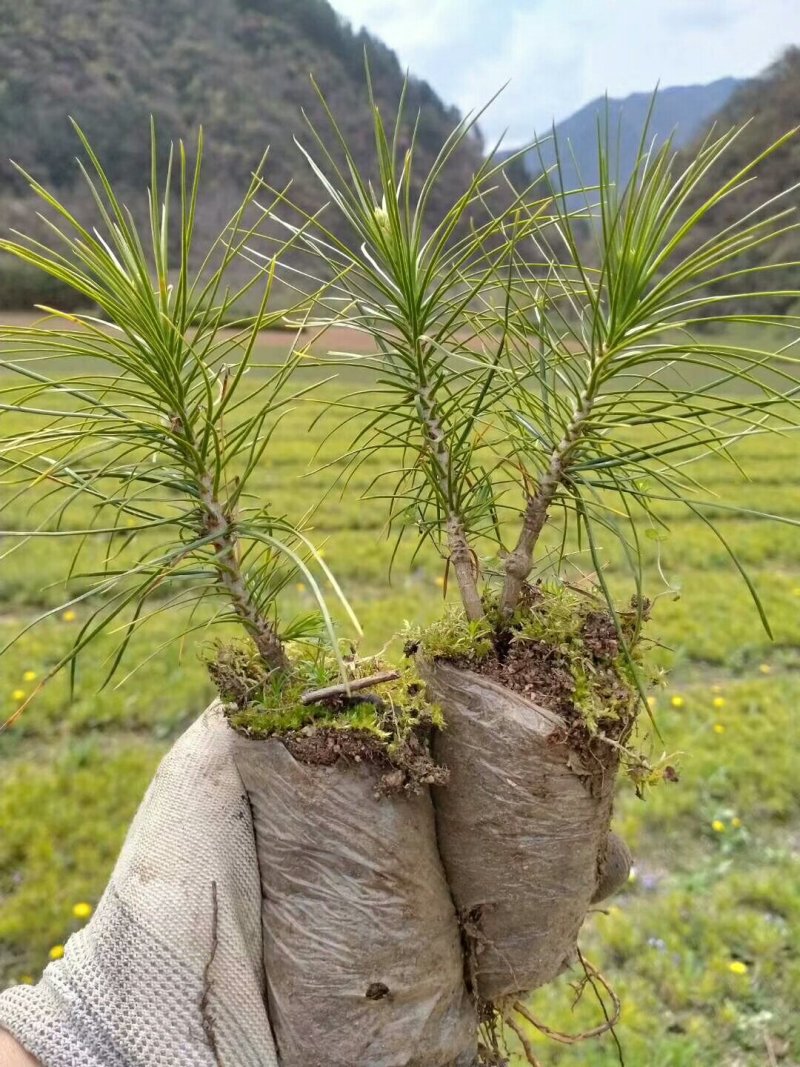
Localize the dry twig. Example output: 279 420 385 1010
300 670 400 705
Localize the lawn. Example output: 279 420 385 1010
0 325 798 1065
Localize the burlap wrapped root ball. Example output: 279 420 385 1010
423 661 629 1003
232 736 477 1067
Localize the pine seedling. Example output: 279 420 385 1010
250 74 546 621
0 125 357 726
270 87 800 645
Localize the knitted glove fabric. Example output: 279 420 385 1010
0 706 278 1067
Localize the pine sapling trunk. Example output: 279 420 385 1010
198 472 288 673
500 391 594 616
418 384 484 621
446 515 484 623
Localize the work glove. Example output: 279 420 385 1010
0 706 278 1067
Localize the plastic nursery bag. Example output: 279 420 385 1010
233 736 477 1067
423 661 617 1003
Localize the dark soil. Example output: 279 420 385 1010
432 597 643 781
478 639 578 718
582 609 623 659
283 727 391 769
282 726 449 797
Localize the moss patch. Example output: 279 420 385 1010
405 582 663 791
206 639 447 795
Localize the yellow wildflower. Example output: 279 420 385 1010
711 819 726 833
646 695 656 710
294 583 305 593
48 945 65 961
435 576 446 588
670 695 685 709
72 902 93 920
758 663 771 674
712 696 726 709
18 975 34 985
12 689 26 702
62 610 76 622
23 670 36 682
713 723 725 734
728 961 748 976
731 817 742 829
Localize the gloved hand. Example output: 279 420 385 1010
0 706 278 1067
0 702 631 1067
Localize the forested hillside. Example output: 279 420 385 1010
0 0 485 306
523 77 741 194
2 1 798 316
528 50 799 318
675 48 800 314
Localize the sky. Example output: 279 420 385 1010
332 0 800 146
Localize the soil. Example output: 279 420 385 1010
212 636 451 795
477 639 578 717
283 727 391 768
281 724 449 797
456 643 631 737
434 600 641 782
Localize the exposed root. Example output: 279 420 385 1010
477 1009 510 1066
502 1014 544 1067
497 951 622 1066
575 947 626 1067
509 954 620 1046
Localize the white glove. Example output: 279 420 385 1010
0 706 278 1067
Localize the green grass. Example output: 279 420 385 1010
0 332 799 1064
506 676 800 1065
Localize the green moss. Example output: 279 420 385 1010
228 697 390 741
406 583 655 725
405 583 667 792
207 637 444 755
402 607 494 663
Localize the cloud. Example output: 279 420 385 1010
335 0 485 54
333 0 800 145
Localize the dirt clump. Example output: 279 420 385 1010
478 640 576 717
283 725 448 797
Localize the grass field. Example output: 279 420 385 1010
0 324 798 1065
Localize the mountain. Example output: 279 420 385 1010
671 48 800 315
522 78 742 195
0 0 485 307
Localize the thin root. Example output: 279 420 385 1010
502 1013 544 1067
511 954 621 1047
